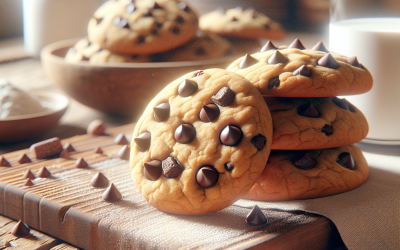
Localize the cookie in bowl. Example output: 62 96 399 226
130 68 273 215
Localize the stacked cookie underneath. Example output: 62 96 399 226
65 0 285 64
227 38 373 201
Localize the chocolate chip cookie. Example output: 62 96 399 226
199 7 285 40
87 0 199 55
264 96 369 150
227 39 373 97
130 68 273 215
65 38 151 63
244 145 369 201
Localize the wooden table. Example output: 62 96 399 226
0 37 346 250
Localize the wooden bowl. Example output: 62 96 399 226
41 38 236 117
0 91 69 143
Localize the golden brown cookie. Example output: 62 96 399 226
87 0 199 55
226 39 373 97
130 68 273 215
265 96 369 150
64 38 151 63
199 7 285 40
244 145 369 201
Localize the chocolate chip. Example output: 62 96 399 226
239 54 258 69
177 2 190 11
82 55 90 61
294 153 316 170
95 147 103 154
134 132 151 152
321 125 333 135
232 16 238 21
162 156 184 178
63 143 75 153
347 56 362 69
59 149 69 159
171 27 180 34
23 170 35 180
136 36 145 44
11 221 30 237
91 172 109 187
178 79 198 97
298 103 319 118
288 38 305 50
268 50 288 64
75 157 88 168
154 21 162 29
114 133 129 145
94 17 103 25
246 205 268 226
311 41 329 53
196 166 219 188
24 179 34 186
224 162 234 171
0 156 10 167
337 152 356 170
194 47 206 56
293 65 311 77
318 53 338 69
220 125 242 146
18 154 31 164
154 102 170 122
212 87 235 107
175 15 184 24
260 41 277 52
113 17 129 29
117 145 130 161
102 183 122 202
199 104 219 122
126 3 135 13
87 119 105 135
144 160 162 181
251 134 267 150
37 167 51 178
332 97 353 111
264 24 270 29
174 123 196 144
267 76 280 90
347 102 356 112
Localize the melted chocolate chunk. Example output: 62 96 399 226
239 54 258 69
318 53 338 69
212 86 235 106
268 50 288 64
134 132 151 152
298 103 319 118
321 125 333 135
288 38 305 50
337 152 356 170
267 76 280 90
91 172 109 188
153 102 170 122
199 104 220 122
162 156 184 178
294 153 316 170
174 123 196 144
224 162 234 171
251 134 267 150
196 166 219 188
144 160 162 181
171 27 180 34
246 205 268 226
178 79 198 97
194 47 206 56
220 125 242 146
260 40 277 52
311 41 329 53
293 65 311 77
102 183 122 202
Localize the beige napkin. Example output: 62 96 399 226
235 150 400 250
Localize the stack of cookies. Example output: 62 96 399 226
64 0 285 64
226 38 373 201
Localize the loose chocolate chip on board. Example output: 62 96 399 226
268 50 288 64
87 119 105 135
102 183 122 202
95 147 103 154
24 179 34 186
178 79 198 97
239 54 258 69
63 143 75 153
321 125 333 135
318 53 338 69
162 156 184 178
311 41 329 53
196 166 219 188
174 123 196 144
37 167 51 178
293 65 311 77
18 154 31 164
294 153 316 170
117 145 130 161
267 76 280 90
298 103 319 118
11 221 30 237
220 125 243 146
75 157 88 168
154 102 170 122
224 162 234 171
212 86 235 106
114 133 129 145
134 132 151 152
251 134 267 150
246 205 268 226
199 104 219 122
260 40 277 52
91 172 109 187
23 169 35 180
288 38 305 50
0 156 10 166
144 160 163 181
337 152 356 170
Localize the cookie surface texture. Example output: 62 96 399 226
245 145 369 201
227 46 373 97
265 97 369 150
130 68 273 215
87 0 199 55
199 7 285 40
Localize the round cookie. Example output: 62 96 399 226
64 38 151 63
130 68 273 215
165 31 233 62
199 7 285 40
87 0 199 55
265 96 369 150
244 145 369 201
226 39 373 97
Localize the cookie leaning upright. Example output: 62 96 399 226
130 68 273 215
87 0 199 55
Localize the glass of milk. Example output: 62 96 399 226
329 0 400 145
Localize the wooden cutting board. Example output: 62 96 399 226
0 123 344 250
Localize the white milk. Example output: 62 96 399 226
329 18 400 144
